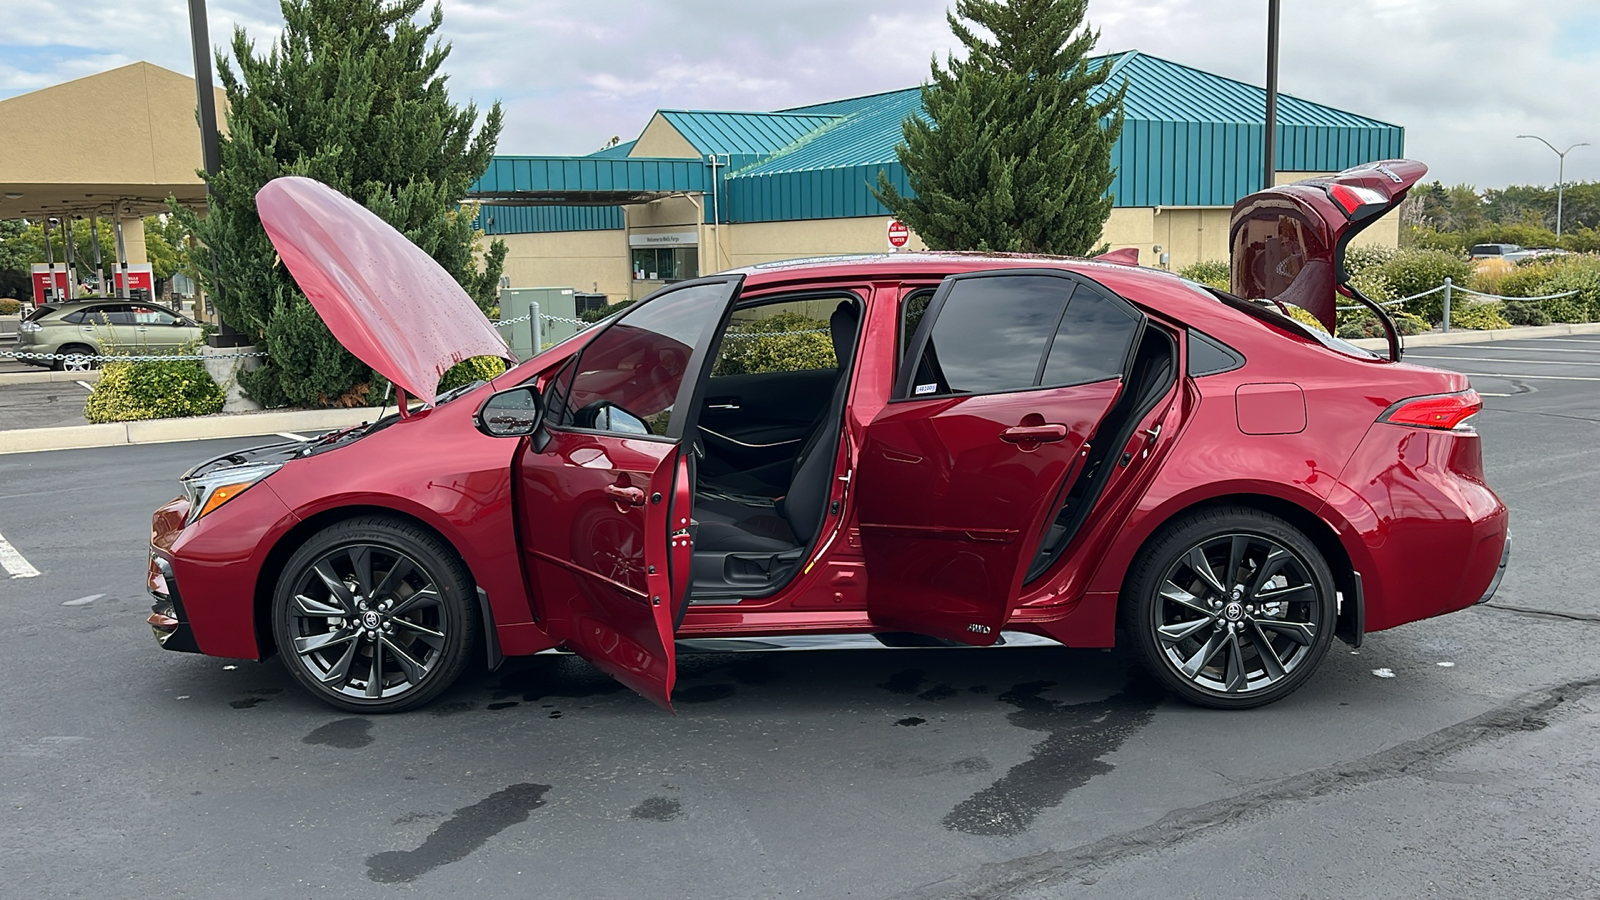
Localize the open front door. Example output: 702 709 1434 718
515 276 743 708
857 270 1144 645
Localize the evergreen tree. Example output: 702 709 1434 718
177 0 506 407
874 0 1126 255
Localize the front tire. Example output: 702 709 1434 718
1121 507 1338 710
272 517 478 713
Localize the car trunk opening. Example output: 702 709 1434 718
1229 160 1428 359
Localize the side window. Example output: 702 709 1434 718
906 275 1073 397
561 282 730 437
99 305 136 326
898 288 935 376
132 306 179 326
61 309 90 324
709 297 844 377
1040 288 1141 387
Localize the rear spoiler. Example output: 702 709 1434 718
1229 160 1428 361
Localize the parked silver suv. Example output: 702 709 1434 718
16 300 205 371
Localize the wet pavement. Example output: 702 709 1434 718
1 335 1598 898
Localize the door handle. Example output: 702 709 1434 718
999 424 1068 445
603 484 647 507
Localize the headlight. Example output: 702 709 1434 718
181 462 281 524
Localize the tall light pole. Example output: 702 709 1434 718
1516 134 1589 237
1263 0 1280 190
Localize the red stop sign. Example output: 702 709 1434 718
887 220 909 248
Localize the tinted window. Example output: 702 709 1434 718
563 281 730 437
1187 330 1245 377
710 297 843 377
909 275 1071 396
132 306 180 326
1040 289 1140 386
61 309 90 324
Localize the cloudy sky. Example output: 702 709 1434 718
3 0 1597 189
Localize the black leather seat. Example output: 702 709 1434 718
693 301 860 553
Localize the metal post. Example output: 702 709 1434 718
1263 0 1280 190
42 218 56 302
63 215 78 295
90 214 105 295
1442 277 1452 333
113 216 130 300
530 301 542 353
190 0 245 347
1557 153 1565 237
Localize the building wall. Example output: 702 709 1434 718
628 115 699 159
495 230 632 301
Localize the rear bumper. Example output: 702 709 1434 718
1476 531 1511 605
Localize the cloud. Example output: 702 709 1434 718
1 0 1595 188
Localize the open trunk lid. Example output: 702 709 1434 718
256 176 513 406
1229 160 1427 341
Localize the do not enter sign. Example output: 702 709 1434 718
887 220 909 249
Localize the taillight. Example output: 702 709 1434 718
1381 390 1483 431
1328 183 1388 221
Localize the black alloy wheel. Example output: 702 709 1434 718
272 517 477 713
1123 507 1337 709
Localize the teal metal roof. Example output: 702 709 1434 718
657 110 836 159
587 140 637 158
470 155 708 205
478 205 624 235
478 49 1404 229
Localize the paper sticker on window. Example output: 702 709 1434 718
914 383 937 395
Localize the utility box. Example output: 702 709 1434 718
498 286 577 359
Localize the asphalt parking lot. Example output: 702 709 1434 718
1 335 1598 899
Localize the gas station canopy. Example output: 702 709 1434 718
0 61 226 220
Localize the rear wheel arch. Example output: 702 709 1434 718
1117 493 1359 637
253 504 488 659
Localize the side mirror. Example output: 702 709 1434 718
474 386 543 438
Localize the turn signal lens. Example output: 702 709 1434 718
1381 390 1483 431
180 462 282 525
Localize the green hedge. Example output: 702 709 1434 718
1177 260 1229 291
439 355 508 392
0 298 21 315
1375 250 1475 323
712 312 835 376
85 355 226 423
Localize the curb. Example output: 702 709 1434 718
1350 321 1600 352
0 370 102 385
0 407 379 456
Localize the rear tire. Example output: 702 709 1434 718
272 517 478 713
1121 506 1337 710
55 344 99 372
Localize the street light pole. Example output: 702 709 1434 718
1516 134 1590 237
188 0 246 346
1263 0 1280 190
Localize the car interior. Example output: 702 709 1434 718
686 294 861 600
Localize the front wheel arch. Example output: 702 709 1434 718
253 505 497 662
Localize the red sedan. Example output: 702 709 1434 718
147 160 1509 712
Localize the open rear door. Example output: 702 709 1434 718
856 270 1144 644
1229 160 1427 351
515 276 742 708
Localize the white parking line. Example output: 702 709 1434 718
76 380 94 391
1409 355 1600 367
1420 346 1600 355
0 532 41 578
1457 372 1600 382
276 432 310 442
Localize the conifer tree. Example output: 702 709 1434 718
178 0 506 407
875 0 1126 255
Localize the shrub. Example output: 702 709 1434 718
1283 305 1328 333
1535 266 1600 323
438 355 507 393
84 354 226 423
1335 311 1429 340
712 312 835 376
1501 299 1551 326
0 298 21 315
1178 260 1229 291
1376 249 1475 323
1343 244 1396 276
580 299 636 323
1449 302 1512 331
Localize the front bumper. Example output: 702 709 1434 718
1476 532 1512 605
147 551 202 654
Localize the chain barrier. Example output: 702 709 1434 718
1 348 270 364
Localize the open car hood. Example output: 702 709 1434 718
1229 160 1427 332
256 176 512 406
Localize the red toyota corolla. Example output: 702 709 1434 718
147 161 1509 713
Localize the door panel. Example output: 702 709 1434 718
517 432 682 707
514 275 743 708
857 382 1124 644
